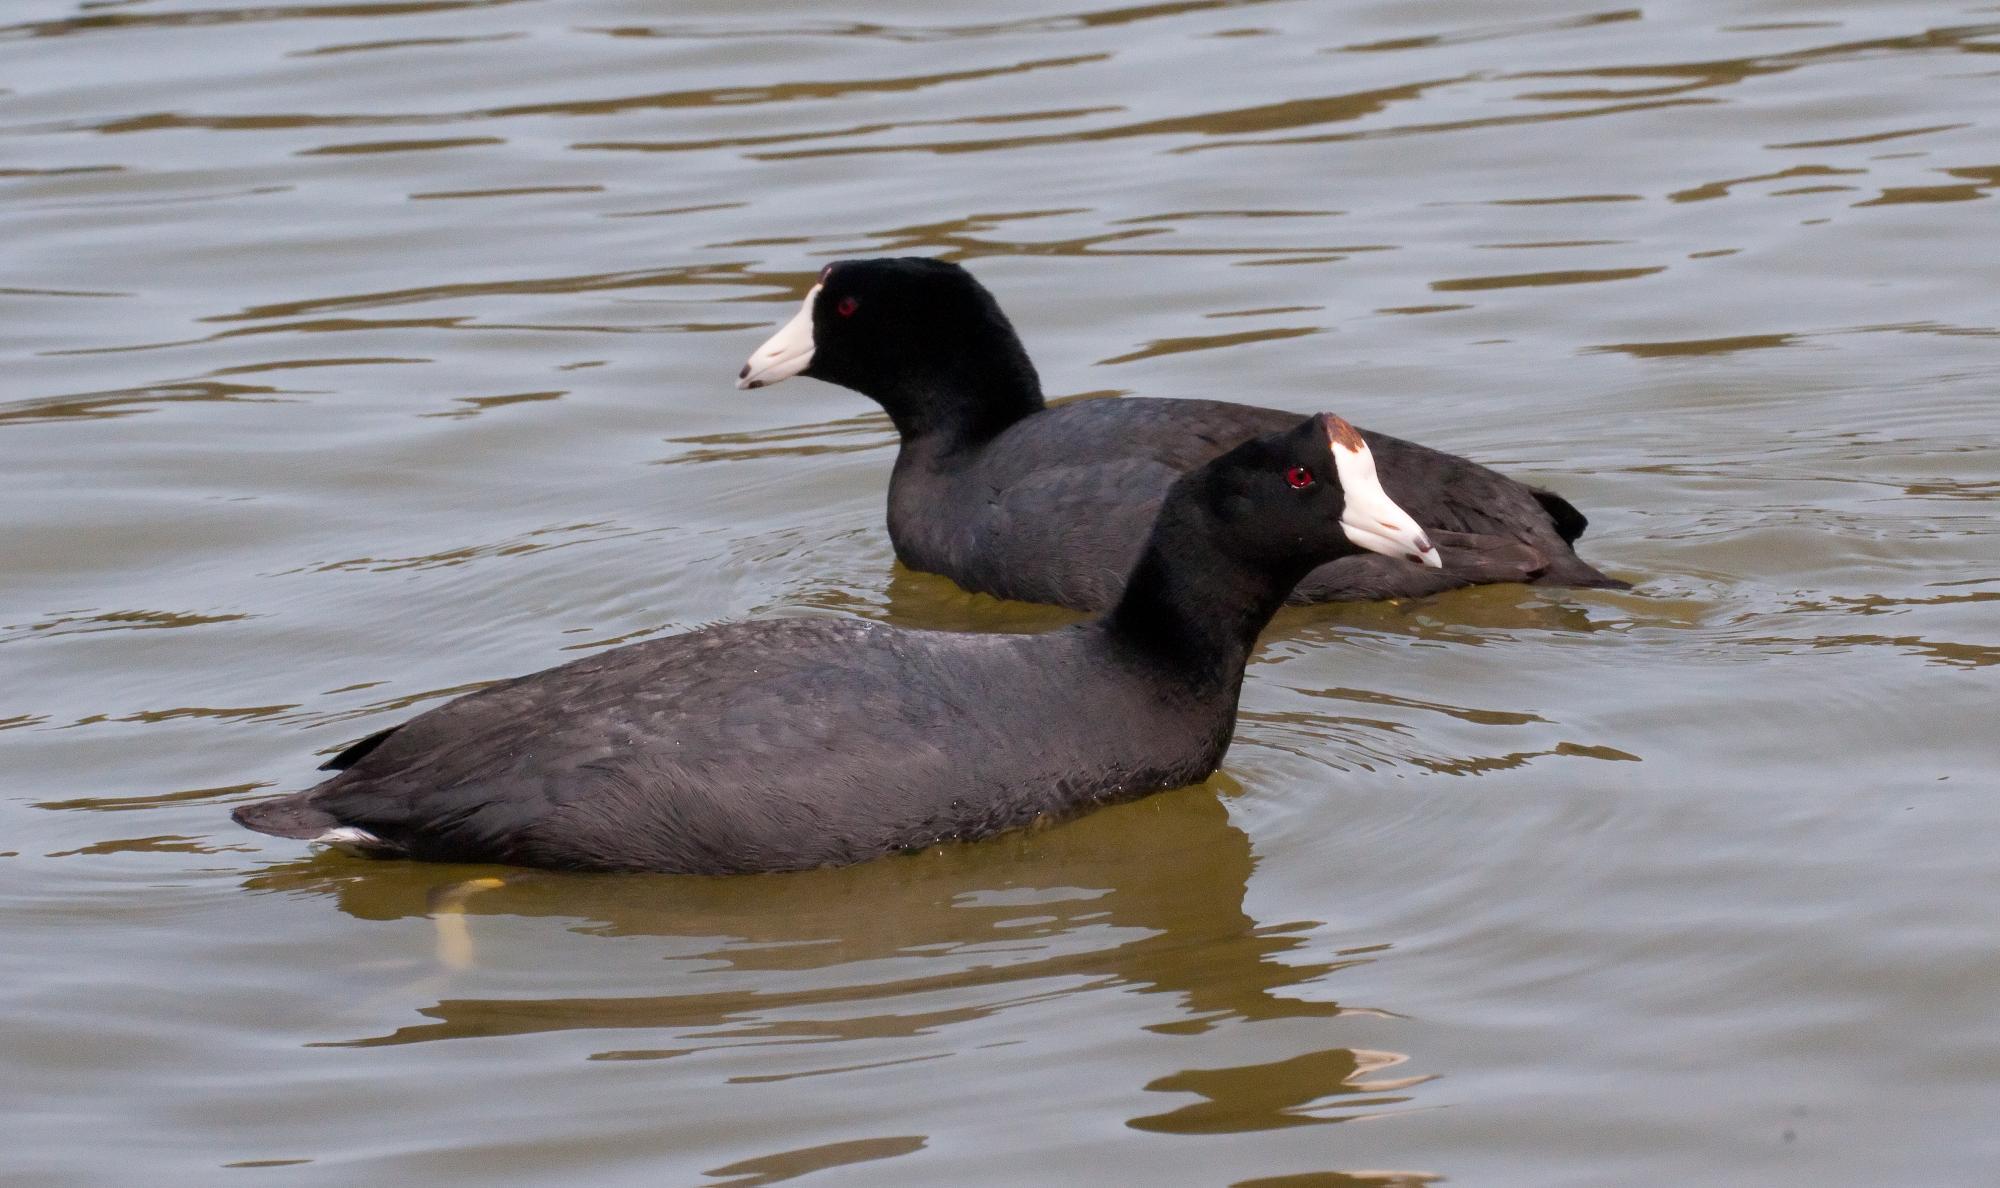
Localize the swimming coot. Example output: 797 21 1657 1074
233 414 1435 874
739 257 1625 610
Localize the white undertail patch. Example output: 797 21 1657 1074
312 826 386 856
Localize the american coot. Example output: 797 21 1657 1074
740 257 1625 611
234 414 1435 874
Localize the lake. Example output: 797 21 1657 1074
3 0 1997 1183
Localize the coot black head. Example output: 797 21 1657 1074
738 257 1043 443
1189 413 1441 572
1106 413 1437 682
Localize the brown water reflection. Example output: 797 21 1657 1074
244 785 1370 1051
1131 1045 1429 1133
702 1135 929 1187
1232 1173 1438 1188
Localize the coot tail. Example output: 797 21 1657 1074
232 794 340 840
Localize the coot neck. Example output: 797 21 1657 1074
874 335 1045 455
1099 500 1313 697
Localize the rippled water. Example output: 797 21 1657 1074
5 0 1998 1183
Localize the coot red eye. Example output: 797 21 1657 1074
1286 466 1315 489
836 295 860 317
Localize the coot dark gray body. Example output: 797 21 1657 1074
234 414 1435 874
740 257 1625 611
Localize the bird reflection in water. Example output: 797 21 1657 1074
241 779 1429 1137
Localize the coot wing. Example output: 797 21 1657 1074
307 618 983 869
955 456 1183 610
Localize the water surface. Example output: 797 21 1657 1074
4 0 1998 1183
